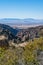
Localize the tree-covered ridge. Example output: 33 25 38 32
0 37 43 65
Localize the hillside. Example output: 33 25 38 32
0 24 43 65
0 24 43 47
0 37 43 65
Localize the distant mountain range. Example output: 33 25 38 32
0 18 43 25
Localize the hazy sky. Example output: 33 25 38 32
0 0 43 19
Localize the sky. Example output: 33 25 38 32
0 0 43 19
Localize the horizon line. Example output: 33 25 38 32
0 17 43 20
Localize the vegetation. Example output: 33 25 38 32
0 24 43 65
0 37 43 65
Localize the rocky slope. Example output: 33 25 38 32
0 24 19 47
0 24 43 65
0 24 43 47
